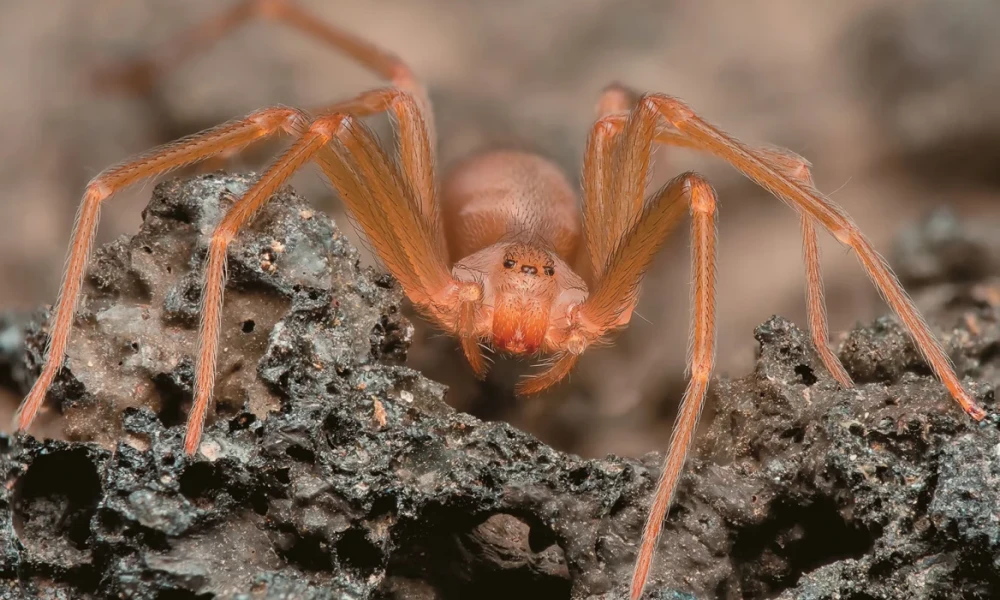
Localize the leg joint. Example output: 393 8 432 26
388 62 417 89
677 172 716 214
592 114 626 138
249 106 309 136
642 94 694 129
85 178 112 204
596 82 637 116
311 114 351 141
831 226 855 248
210 228 235 251
387 88 419 113
280 108 311 135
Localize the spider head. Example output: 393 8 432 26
490 243 560 354
452 241 588 357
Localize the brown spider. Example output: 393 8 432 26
12 1 987 597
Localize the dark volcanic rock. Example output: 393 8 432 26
0 175 998 599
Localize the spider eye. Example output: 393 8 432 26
503 259 516 269
543 265 555 276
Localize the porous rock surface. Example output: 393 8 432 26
0 175 998 599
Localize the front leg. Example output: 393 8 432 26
517 171 702 397
13 107 306 435
629 174 718 600
182 111 466 453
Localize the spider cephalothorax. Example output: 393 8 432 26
13 2 987 598
452 240 587 356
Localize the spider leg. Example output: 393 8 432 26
517 170 693 395
580 173 717 600
591 85 852 387
311 90 484 375
556 94 722 600
582 85 633 282
313 88 437 227
799 215 853 386
12 107 307 434
185 115 348 455
580 102 695 332
314 116 460 319
90 1 259 96
583 85 700 304
92 0 440 238
91 0 432 132
185 112 474 454
563 88 983 597
520 90 693 395
630 93 984 421
753 146 854 388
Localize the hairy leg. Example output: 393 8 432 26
594 84 851 387
92 0 437 210
581 101 624 281
609 92 985 596
800 215 853 386
315 88 437 226
581 84 702 314
185 111 475 453
565 85 984 596
753 146 853 387
527 89 855 398
516 84 646 396
86 2 480 442
13 107 307 433
186 114 336 454
564 120 723 590
629 93 983 419
582 84 638 282
93 0 430 114
630 174 718 600
578 101 693 333
580 83 686 326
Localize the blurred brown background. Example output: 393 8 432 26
2 0 1000 460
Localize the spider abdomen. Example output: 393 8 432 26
440 149 581 264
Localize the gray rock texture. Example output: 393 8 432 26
0 174 997 599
